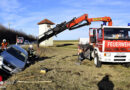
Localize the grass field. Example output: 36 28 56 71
3 40 130 90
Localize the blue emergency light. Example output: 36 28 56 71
103 22 106 26
128 23 130 26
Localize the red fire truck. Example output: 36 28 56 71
17 37 24 44
37 14 130 67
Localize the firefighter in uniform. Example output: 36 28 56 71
78 46 85 64
1 39 8 51
27 45 35 64
28 45 35 55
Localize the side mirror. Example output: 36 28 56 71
93 30 96 37
93 30 96 42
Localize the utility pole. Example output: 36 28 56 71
8 22 10 30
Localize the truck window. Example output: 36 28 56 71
104 28 130 40
128 31 130 37
98 29 102 39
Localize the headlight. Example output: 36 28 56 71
104 53 111 57
0 56 3 65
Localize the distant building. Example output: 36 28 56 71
38 19 54 46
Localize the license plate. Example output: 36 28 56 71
3 65 12 71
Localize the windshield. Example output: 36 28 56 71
104 28 130 40
6 47 26 62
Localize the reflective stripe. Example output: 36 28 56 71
103 41 105 52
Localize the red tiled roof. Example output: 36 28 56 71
38 19 55 25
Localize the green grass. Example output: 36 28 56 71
4 40 130 90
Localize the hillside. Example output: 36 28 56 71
0 25 36 44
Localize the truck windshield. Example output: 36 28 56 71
6 47 26 62
104 28 130 40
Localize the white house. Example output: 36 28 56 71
38 19 54 46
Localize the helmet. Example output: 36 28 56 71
29 45 33 49
3 39 6 43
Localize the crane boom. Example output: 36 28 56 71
37 14 112 47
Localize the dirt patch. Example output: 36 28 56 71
73 72 81 76
126 84 130 88
97 73 103 76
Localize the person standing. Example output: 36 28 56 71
1 39 8 51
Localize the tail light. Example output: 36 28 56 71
0 75 2 81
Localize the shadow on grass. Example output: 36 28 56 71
62 56 70 59
97 75 114 90
25 55 56 68
56 43 74 47
37 55 56 61
101 62 130 68
72 54 78 56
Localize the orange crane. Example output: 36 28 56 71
37 14 112 46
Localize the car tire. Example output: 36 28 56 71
94 54 101 67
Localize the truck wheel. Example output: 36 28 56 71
94 54 101 67
84 49 92 60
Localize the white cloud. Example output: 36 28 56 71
0 0 21 12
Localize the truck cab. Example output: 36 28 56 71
89 26 130 67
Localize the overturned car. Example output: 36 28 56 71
0 45 28 74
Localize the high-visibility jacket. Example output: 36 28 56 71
1 42 8 50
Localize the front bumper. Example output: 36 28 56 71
98 52 130 63
0 65 19 74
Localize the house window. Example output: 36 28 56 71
47 24 51 28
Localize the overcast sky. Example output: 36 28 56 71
0 0 130 40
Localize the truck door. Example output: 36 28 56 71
89 28 97 44
97 28 103 51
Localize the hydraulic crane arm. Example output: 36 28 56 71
37 14 112 47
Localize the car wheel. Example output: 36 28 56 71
94 54 101 67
